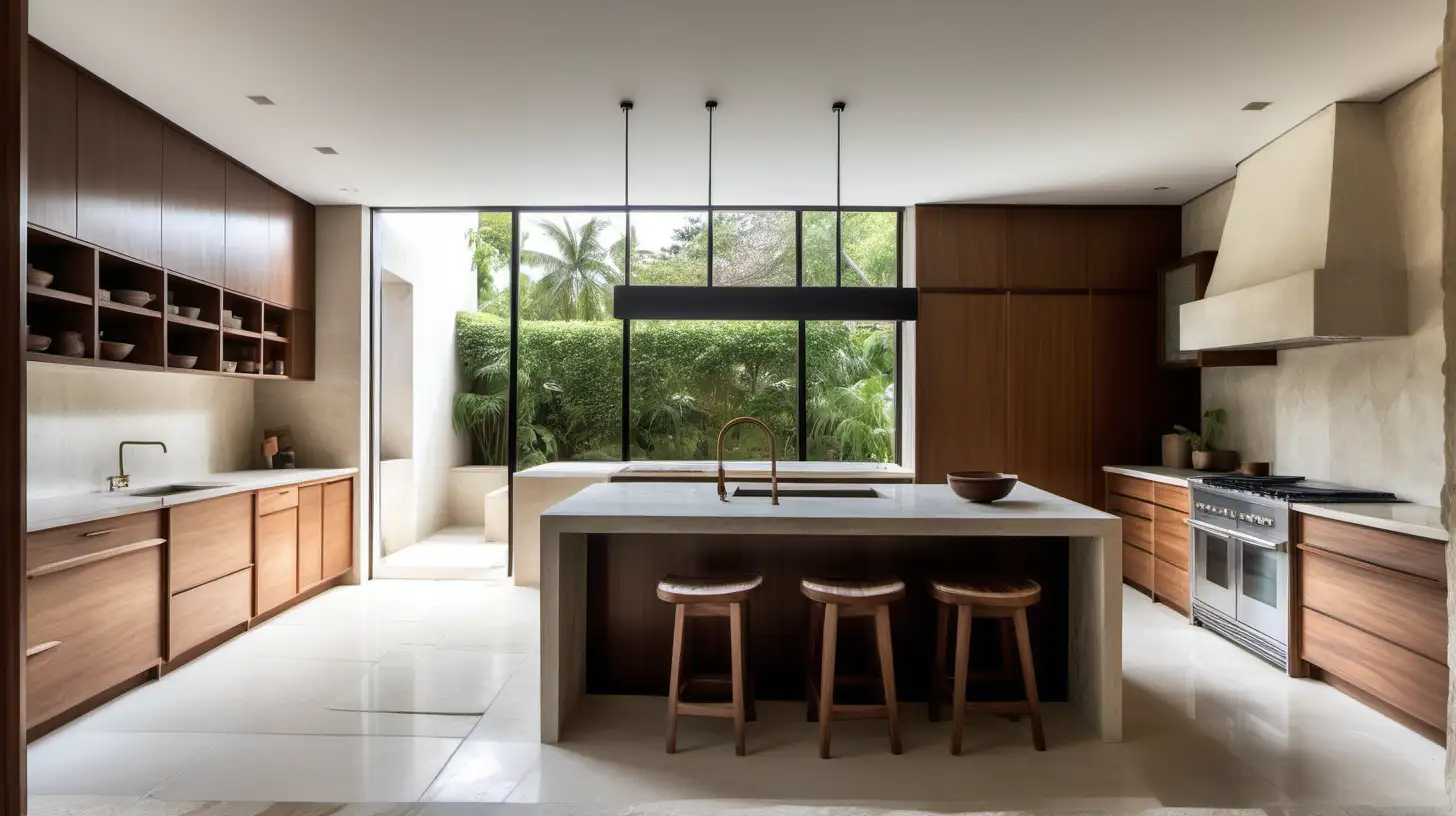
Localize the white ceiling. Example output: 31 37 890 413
31 0 1444 208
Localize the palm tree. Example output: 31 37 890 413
521 217 621 321
808 327 896 462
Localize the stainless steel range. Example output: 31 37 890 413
1187 475 1398 670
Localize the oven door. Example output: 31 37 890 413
1189 518 1237 618
1234 534 1288 643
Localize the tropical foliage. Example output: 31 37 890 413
452 211 899 467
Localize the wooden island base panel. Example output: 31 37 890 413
23 474 355 740
1105 472 1189 615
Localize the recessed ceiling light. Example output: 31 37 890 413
1242 101 1272 111
247 95 275 106
314 146 339 155
1153 186 1170 191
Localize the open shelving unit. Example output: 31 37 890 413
24 225 308 379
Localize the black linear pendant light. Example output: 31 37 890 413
613 98 916 321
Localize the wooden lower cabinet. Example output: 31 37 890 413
297 484 324 588
1302 608 1446 734
1153 507 1189 569
170 567 252 657
170 492 253 592
1152 557 1189 614
1109 473 1191 617
26 543 164 728
255 507 300 615
322 478 354 579
1123 543 1153 592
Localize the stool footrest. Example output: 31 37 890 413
675 701 737 719
963 700 1034 716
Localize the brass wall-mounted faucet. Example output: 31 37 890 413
109 441 168 491
716 417 778 505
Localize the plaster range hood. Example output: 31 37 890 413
1180 103 1408 352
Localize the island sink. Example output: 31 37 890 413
731 486 881 499
125 483 227 498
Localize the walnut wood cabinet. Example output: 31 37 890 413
913 205 1197 504
1106 472 1190 615
24 475 356 738
1295 513 1448 743
161 126 226 285
27 41 77 236
76 74 163 265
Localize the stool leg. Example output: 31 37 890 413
666 604 686 754
730 601 747 757
817 603 839 759
1012 607 1046 751
806 602 823 722
999 618 1020 722
743 600 757 723
929 601 948 722
873 604 902 755
951 604 972 755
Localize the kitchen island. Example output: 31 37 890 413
539 480 1123 744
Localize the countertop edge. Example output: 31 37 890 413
1292 502 1448 543
27 468 359 533
1102 465 1209 487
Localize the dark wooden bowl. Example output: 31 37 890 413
946 471 1018 503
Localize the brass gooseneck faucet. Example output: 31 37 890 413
716 417 778 505
109 440 168 491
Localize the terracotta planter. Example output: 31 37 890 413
1192 449 1240 472
1161 434 1192 469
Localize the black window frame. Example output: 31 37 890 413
372 204 906 474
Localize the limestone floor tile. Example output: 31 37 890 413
148 734 462 803
25 795 146 816
226 619 453 661
418 739 542 802
329 650 525 715
28 732 221 796
467 657 542 743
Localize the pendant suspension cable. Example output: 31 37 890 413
833 101 845 287
706 100 717 286
620 100 633 462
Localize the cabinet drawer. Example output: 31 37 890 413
1153 558 1189 614
1154 483 1190 513
297 484 323 589
255 506 299 614
1107 493 1152 520
27 511 163 572
1300 514 1445 584
1301 607 1446 730
257 485 300 516
170 567 252 657
1107 473 1154 502
1154 507 1189 569
1116 511 1152 552
1123 543 1153 591
1300 548 1446 664
171 493 254 593
26 543 164 727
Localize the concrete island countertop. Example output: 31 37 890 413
538 479 1124 744
27 468 359 533
1102 464 1446 542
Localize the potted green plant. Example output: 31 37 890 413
1175 409 1240 472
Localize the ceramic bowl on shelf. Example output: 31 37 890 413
946 471 1019 503
58 331 85 357
167 354 198 369
178 306 202 319
237 360 257 374
100 341 135 362
26 334 51 352
168 304 180 315
220 360 238 373
27 268 54 288
112 289 154 308
99 289 112 302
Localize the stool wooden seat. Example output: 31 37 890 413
801 576 904 758
658 574 762 756
929 577 1045 754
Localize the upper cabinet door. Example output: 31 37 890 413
225 160 270 298
1086 208 1181 291
77 76 162 265
291 197 316 311
1007 208 1087 291
915 206 1007 289
1008 294 1091 504
161 127 226 285
267 184 295 306
27 43 77 236
915 292 1008 484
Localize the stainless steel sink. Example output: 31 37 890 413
126 483 227 498
732 486 881 499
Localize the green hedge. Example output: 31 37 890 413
454 312 894 467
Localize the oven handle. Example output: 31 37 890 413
1185 518 1286 552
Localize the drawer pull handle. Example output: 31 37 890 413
26 641 60 658
277 490 291 495
80 528 119 538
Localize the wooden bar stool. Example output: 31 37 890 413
801 577 904 758
657 574 762 756
929 577 1046 753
